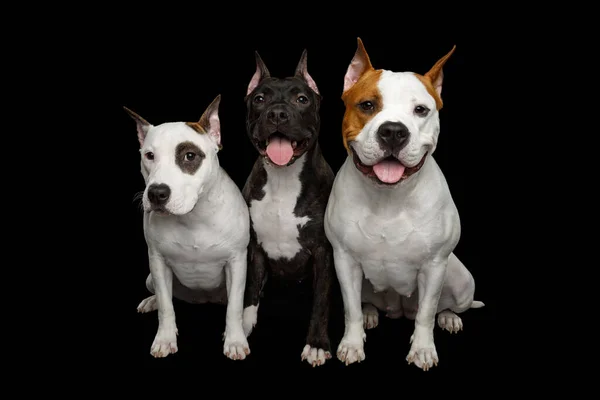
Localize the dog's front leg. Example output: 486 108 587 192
406 258 447 371
148 252 178 358
334 248 366 365
242 237 267 337
301 244 334 367
223 250 250 360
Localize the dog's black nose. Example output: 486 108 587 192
147 183 171 206
376 121 410 150
267 106 289 124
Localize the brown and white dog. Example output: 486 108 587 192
324 38 484 370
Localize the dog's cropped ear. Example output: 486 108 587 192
343 37 374 93
424 45 456 100
198 94 222 150
294 49 320 95
247 51 270 96
124 107 152 147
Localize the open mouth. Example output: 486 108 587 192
256 132 310 166
351 148 428 185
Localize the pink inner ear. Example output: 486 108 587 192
343 59 364 92
247 69 262 96
433 70 444 97
208 113 221 146
303 71 320 95
136 123 149 147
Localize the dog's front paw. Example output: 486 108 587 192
223 334 250 360
150 328 178 358
137 295 157 313
406 332 438 371
362 304 379 329
301 344 331 367
242 305 258 337
437 310 463 333
337 332 366 366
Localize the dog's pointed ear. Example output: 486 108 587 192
294 49 320 95
124 106 152 147
424 45 456 98
247 51 270 96
343 37 374 93
198 94 222 149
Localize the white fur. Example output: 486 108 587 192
140 122 222 215
249 154 310 260
136 118 251 360
242 304 258 337
351 71 439 168
325 70 482 371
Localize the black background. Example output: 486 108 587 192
104 14 509 380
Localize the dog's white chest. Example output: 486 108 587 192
249 157 310 260
146 215 235 290
357 213 431 294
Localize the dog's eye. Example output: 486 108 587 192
253 95 265 103
145 152 154 160
297 95 309 104
185 152 196 161
359 101 374 111
414 105 430 116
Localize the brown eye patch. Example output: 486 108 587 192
175 141 205 175
341 68 383 151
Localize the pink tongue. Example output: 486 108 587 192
266 136 294 166
372 159 406 183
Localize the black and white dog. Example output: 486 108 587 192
241 50 336 366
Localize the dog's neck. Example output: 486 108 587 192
261 152 307 189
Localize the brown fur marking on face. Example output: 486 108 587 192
185 122 206 134
413 73 443 110
414 45 456 111
341 69 383 151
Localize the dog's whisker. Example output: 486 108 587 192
132 190 144 202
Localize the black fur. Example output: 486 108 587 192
242 51 336 355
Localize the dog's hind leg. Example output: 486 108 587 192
435 252 484 334
137 274 157 313
437 310 463 333
138 272 209 312
361 279 385 329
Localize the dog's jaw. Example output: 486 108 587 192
350 145 428 187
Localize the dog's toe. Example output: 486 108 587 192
137 295 157 313
223 337 250 361
437 310 463 333
301 344 331 367
362 304 379 329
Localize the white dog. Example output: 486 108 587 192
324 39 484 371
125 95 251 360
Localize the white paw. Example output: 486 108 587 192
437 310 463 333
406 333 438 371
137 295 157 313
301 344 331 367
242 305 258 337
223 334 250 360
363 304 379 329
337 332 366 366
150 328 178 358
